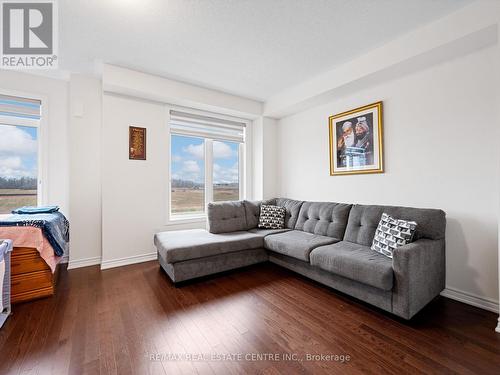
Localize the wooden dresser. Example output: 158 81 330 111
11 247 58 304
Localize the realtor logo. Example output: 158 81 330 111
1 1 58 68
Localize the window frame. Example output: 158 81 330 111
0 89 47 209
166 106 249 224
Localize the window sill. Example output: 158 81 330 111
166 214 207 226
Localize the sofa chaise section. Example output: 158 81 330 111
156 199 304 283
155 229 268 283
155 229 263 263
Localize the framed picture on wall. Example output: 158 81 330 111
329 101 384 175
129 126 146 160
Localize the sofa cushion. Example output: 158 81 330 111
310 241 394 290
248 228 291 237
258 204 286 229
264 230 337 262
275 198 304 229
295 202 352 239
154 229 263 263
344 204 446 247
207 201 247 233
371 213 417 258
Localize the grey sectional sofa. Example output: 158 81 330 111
154 198 446 319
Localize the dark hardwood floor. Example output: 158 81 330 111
0 261 499 375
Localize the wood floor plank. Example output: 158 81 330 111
226 271 391 375
255 274 457 374
1 261 499 375
269 270 484 373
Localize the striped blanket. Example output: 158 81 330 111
0 212 69 257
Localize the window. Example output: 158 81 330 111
0 94 41 214
170 135 205 215
213 140 239 202
169 110 245 219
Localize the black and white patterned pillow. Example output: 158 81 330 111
371 213 417 258
258 205 286 229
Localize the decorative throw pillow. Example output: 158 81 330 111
371 213 417 258
258 205 286 229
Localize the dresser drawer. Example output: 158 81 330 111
11 254 50 275
12 247 39 258
11 270 53 296
10 247 57 304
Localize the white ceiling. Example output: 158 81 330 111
59 0 472 101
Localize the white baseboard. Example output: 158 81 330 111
100 252 158 270
67 256 102 270
496 318 500 334
441 287 499 313
66 252 158 270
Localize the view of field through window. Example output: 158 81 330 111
0 124 38 214
171 135 239 215
171 135 205 214
213 140 239 202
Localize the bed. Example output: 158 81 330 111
0 211 69 304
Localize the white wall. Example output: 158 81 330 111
252 117 278 200
101 94 170 267
100 94 260 268
0 71 70 216
262 118 278 199
276 45 499 307
68 75 102 267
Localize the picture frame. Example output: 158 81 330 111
129 126 146 160
329 101 384 175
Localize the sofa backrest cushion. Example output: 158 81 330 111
207 201 248 233
275 198 304 229
243 199 275 230
295 202 352 239
344 204 446 246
